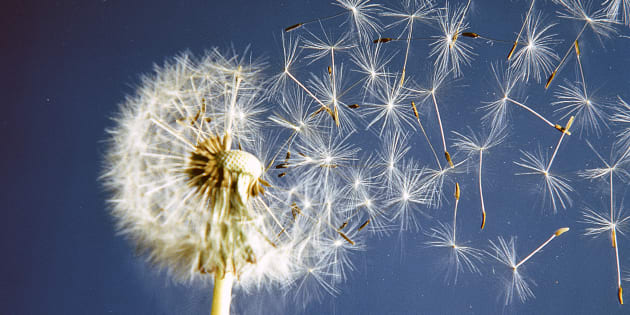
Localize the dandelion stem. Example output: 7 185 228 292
507 97 555 128
453 183 460 244
330 48 340 126
508 0 535 60
546 132 566 172
575 41 588 97
411 101 442 170
546 116 574 172
432 92 449 158
400 19 413 87
286 11 346 32
285 70 332 117
610 171 615 247
614 231 623 304
338 76 366 99
546 22 588 89
478 150 486 229
514 228 569 269
211 272 234 315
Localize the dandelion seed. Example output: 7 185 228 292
334 0 383 41
301 28 358 128
452 125 507 229
545 0 616 88
407 69 454 168
275 34 335 124
580 199 629 304
489 228 569 304
420 159 465 209
429 1 476 77
340 155 389 234
387 159 431 232
425 221 485 284
514 148 573 212
481 63 519 129
510 12 560 83
410 100 442 169
364 76 416 135
349 42 395 94
376 130 411 182
381 0 435 86
285 0 382 41
449 0 472 48
580 139 630 248
551 37 609 136
308 64 358 130
488 236 534 305
546 116 575 171
482 63 557 131
507 0 536 61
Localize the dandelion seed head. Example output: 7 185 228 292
103 50 364 294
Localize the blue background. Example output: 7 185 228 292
3 0 630 314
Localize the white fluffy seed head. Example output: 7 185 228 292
102 50 299 288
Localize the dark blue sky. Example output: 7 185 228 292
3 0 630 314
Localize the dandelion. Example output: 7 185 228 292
429 1 476 77
481 63 519 129
489 228 570 305
514 148 573 212
408 69 455 168
580 205 629 304
334 0 383 41
380 0 436 86
579 140 630 304
482 63 557 132
552 80 608 136
349 42 395 96
275 34 336 125
102 50 364 315
363 76 416 135
285 0 382 41
425 183 485 284
376 130 411 182
509 12 560 83
506 0 536 61
452 125 507 228
386 159 431 232
545 0 617 88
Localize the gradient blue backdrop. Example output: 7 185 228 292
3 0 630 314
